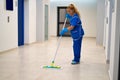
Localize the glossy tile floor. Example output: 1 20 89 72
0 37 109 80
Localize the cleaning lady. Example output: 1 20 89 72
60 4 85 65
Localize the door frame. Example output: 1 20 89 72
57 6 70 37
104 0 111 62
118 15 120 80
118 6 120 79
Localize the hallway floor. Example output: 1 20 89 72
0 37 109 80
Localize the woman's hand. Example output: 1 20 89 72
60 26 74 36
60 28 68 36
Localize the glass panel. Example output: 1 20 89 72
59 9 66 22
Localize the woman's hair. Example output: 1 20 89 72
67 4 80 17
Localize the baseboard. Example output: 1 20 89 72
0 47 18 54
24 41 38 45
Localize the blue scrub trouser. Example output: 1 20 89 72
73 37 83 62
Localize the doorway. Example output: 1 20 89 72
18 0 24 46
57 7 71 37
45 5 49 41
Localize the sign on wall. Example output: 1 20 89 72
6 0 13 11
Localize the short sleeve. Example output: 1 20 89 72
66 14 72 19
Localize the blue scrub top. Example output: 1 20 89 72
69 13 84 40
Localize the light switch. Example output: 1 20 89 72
8 16 10 23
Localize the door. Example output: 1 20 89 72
45 5 48 40
18 0 24 46
57 7 71 37
104 0 110 61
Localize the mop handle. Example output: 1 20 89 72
52 18 67 63
62 18 67 29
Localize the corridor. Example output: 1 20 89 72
0 37 109 80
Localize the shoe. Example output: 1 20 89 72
71 60 80 65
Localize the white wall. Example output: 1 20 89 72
50 0 97 37
24 0 36 44
96 0 105 45
0 0 18 52
0 0 49 52
109 0 120 79
36 0 50 42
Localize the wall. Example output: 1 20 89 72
0 0 18 52
36 0 49 42
96 0 105 45
24 0 36 44
0 0 49 52
109 0 120 79
50 0 97 37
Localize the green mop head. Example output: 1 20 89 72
43 61 61 69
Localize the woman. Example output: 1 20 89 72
60 4 84 65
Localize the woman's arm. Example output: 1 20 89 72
67 26 74 31
60 26 74 36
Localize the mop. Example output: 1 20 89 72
43 18 67 69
